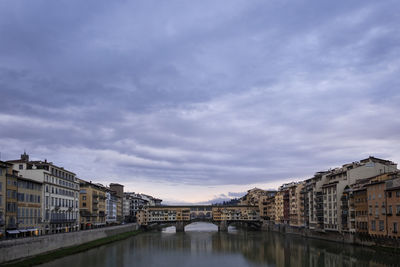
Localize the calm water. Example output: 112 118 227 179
39 222 400 267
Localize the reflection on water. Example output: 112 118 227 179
39 222 400 267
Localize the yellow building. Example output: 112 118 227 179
5 165 19 235
79 180 107 229
290 183 305 227
17 176 42 236
0 161 11 237
259 194 276 221
274 191 284 224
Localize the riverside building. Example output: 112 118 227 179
16 176 42 236
79 179 107 229
0 161 8 237
8 152 80 234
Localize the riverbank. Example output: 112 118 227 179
263 222 400 251
0 223 139 265
3 229 143 267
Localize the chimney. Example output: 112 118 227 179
21 151 29 162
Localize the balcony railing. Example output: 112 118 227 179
50 218 76 223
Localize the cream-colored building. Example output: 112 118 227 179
8 152 80 234
322 157 397 232
290 182 304 227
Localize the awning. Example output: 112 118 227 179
19 229 28 233
27 228 38 232
7 230 20 234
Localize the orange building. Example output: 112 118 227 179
385 178 400 238
366 180 387 236
353 188 368 234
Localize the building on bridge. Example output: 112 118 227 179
137 205 260 232
124 192 162 223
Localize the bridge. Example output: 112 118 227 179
136 205 260 232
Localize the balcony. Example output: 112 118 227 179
80 210 91 217
50 218 76 224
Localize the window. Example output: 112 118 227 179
83 202 86 207
397 191 400 197
397 205 400 215
19 164 23 170
394 222 398 233
371 220 376 231
379 220 384 231
82 196 86 200
388 192 392 198
46 186 49 193
389 205 393 214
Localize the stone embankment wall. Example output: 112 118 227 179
262 221 400 249
0 223 139 264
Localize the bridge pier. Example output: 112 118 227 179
218 220 228 232
176 221 185 232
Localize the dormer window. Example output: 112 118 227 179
19 164 23 170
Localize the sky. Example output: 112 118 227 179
1 0 400 204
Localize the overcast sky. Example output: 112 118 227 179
1 0 399 204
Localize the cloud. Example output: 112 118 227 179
0 0 400 201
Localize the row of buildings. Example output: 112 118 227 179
241 156 400 238
0 152 162 238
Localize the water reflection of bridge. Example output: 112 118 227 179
137 205 261 232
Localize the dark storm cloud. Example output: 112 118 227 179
1 0 400 192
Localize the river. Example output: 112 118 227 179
39 222 400 267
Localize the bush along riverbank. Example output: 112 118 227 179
3 229 143 267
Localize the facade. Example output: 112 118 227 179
0 161 9 237
8 153 80 234
274 190 284 224
1 161 18 236
385 178 400 238
322 182 338 231
366 180 388 236
123 192 163 222
354 188 368 234
109 183 124 222
290 182 304 227
106 190 118 224
5 167 18 234
259 192 276 220
17 176 42 236
240 188 270 206
138 206 259 226
79 180 107 229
